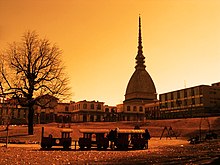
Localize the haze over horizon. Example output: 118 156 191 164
1 0 220 105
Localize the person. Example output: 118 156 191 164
49 134 53 138
142 129 151 149
134 125 140 129
188 135 199 144
107 128 118 150
114 127 119 139
133 125 141 140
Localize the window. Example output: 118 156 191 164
177 91 180 98
159 95 162 101
18 109 21 118
24 111 27 118
97 104 101 110
165 94 167 101
127 106 130 111
90 115 94 122
96 115 101 122
184 90 187 98
133 106 137 111
191 88 195 96
83 115 87 122
192 98 195 105
165 103 168 108
171 93 174 100
105 108 109 113
176 100 182 106
91 104 94 109
200 97 203 104
65 106 69 111
200 87 203 95
83 104 87 109
139 106 143 112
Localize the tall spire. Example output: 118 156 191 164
135 16 146 70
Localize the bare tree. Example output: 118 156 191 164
0 31 71 135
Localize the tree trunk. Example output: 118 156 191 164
28 106 34 135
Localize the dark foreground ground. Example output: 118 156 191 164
0 117 220 164
0 138 219 165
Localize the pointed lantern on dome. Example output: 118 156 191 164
135 16 146 70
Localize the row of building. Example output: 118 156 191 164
0 17 219 124
1 82 220 124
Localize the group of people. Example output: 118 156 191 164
134 125 151 149
107 127 119 150
107 126 151 150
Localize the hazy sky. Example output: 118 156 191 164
1 0 220 105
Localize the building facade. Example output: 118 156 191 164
103 105 117 122
0 94 67 125
144 101 160 119
68 100 105 122
159 83 220 119
34 94 59 123
0 99 28 125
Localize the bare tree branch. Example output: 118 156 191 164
0 30 71 134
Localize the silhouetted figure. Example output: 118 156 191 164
133 125 141 140
142 129 151 149
107 128 119 150
49 134 53 138
114 127 119 138
134 125 140 129
188 135 199 144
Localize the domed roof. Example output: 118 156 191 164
124 16 157 103
125 69 156 101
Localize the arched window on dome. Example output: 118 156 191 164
91 104 94 109
139 106 143 112
83 103 87 109
133 106 137 111
127 106 130 111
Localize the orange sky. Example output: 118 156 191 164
1 0 220 105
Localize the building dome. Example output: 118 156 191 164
125 69 156 101
124 17 157 103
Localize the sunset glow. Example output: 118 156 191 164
1 0 220 105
